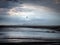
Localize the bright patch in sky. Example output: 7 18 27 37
8 4 56 20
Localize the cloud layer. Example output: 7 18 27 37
0 0 60 25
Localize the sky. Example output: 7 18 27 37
0 0 60 25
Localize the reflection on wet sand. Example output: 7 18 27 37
0 28 60 42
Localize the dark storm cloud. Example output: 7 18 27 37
23 0 60 12
0 0 22 15
0 0 60 8
0 0 60 12
0 0 21 8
